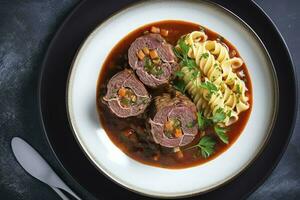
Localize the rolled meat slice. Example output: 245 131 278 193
128 33 178 87
103 69 151 118
149 92 198 148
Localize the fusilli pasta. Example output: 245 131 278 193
177 31 249 126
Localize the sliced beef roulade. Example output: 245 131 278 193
103 69 151 118
149 92 198 148
128 33 178 87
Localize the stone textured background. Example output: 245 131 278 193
0 0 299 199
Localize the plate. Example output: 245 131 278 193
67 0 276 197
38 0 297 199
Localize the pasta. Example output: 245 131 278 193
177 31 249 126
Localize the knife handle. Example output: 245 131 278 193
51 186 70 200
52 186 82 200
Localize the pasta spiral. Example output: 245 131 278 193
177 31 249 126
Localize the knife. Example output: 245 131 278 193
11 137 81 200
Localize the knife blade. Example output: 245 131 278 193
11 137 80 200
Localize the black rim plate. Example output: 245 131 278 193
38 0 298 199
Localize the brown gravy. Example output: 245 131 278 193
97 20 252 169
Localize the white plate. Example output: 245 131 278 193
67 0 278 198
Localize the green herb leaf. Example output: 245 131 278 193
144 57 163 76
211 108 226 123
178 37 190 55
120 98 130 106
199 81 218 94
227 110 232 117
151 67 163 76
173 79 186 94
186 136 216 158
201 53 209 59
173 47 183 59
180 56 197 70
174 36 199 76
187 58 197 68
173 118 181 128
214 125 229 144
190 70 200 81
175 71 184 77
199 136 216 158
197 111 206 130
236 84 241 94
157 69 164 76
144 57 153 72
197 111 212 130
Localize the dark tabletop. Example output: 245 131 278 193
0 0 299 199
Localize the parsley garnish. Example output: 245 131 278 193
173 37 199 71
197 111 212 130
197 109 227 126
186 136 216 158
178 37 190 55
201 53 209 59
214 126 229 144
197 109 229 144
173 47 183 60
199 81 218 96
236 84 241 94
191 70 200 80
173 36 201 81
182 59 197 70
211 108 226 123
173 79 186 94
175 71 184 77
227 110 232 117
197 111 205 130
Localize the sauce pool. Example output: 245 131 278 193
96 20 252 169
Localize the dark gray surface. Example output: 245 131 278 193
0 0 299 199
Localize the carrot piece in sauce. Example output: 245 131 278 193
161 29 169 37
118 87 126 97
175 129 183 138
176 150 184 159
150 26 160 33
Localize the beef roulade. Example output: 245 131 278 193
149 92 198 148
128 33 178 87
103 69 151 118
